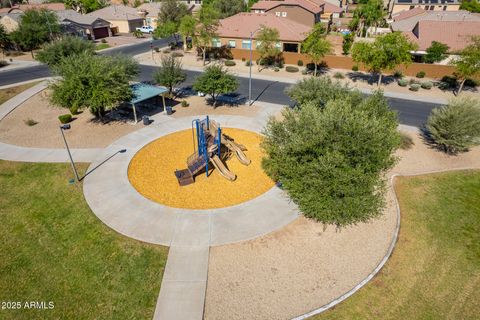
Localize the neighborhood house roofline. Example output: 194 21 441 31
251 0 323 14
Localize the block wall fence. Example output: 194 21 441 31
229 49 457 79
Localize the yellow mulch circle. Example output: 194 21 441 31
127 128 275 209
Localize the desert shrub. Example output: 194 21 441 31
36 36 95 67
409 78 420 85
241 57 246 62
101 38 107 43
262 90 400 226
275 60 284 68
297 60 303 67
440 75 457 89
333 72 345 79
23 118 38 126
393 70 403 78
245 60 252 66
224 60 236 67
0 60 8 67
69 105 79 115
171 52 183 58
58 114 72 124
416 71 426 78
274 67 279 72
285 66 299 73
398 78 408 87
399 132 414 150
286 76 362 109
426 97 480 153
410 83 421 91
162 49 171 54
301 69 308 75
154 47 160 52
181 100 189 107
352 64 359 72
465 78 479 87
421 81 433 89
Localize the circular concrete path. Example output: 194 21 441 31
83 114 299 247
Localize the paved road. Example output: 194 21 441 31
0 40 439 127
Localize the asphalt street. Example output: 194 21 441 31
0 39 440 127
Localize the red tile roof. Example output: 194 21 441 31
392 7 425 21
405 20 480 51
217 12 312 42
252 0 323 14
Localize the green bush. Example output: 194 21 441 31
465 78 479 87
352 64 359 72
333 72 345 79
36 36 95 67
241 57 246 62
426 97 480 153
416 71 426 78
274 67 280 72
101 38 107 43
181 100 189 107
409 78 420 85
58 114 72 124
224 60 236 67
154 47 160 52
171 51 183 58
0 60 8 68
393 70 403 78
441 75 457 88
262 90 400 226
410 83 421 91
301 69 308 75
163 49 171 54
69 105 79 115
400 132 414 150
245 60 252 66
297 60 303 67
285 66 299 73
398 78 408 87
421 81 433 90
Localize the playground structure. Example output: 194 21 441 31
174 116 251 186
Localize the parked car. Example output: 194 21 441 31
136 26 154 34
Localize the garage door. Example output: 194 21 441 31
93 27 109 39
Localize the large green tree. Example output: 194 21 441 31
193 5 219 65
158 0 189 25
153 55 186 95
0 24 9 57
211 0 245 18
353 0 384 37
193 64 238 106
454 36 480 94
352 32 416 86
426 97 480 153
301 23 332 76
256 26 281 69
50 53 139 119
64 0 105 14
262 82 400 226
178 14 196 51
460 0 480 13
286 77 363 108
36 36 95 67
10 9 60 57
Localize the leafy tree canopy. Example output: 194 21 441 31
454 36 480 93
262 83 400 226
153 55 186 95
426 97 480 153
211 0 245 18
194 5 220 65
50 53 139 118
158 0 189 25
460 0 480 12
10 9 60 56
36 36 95 67
192 64 238 105
64 0 105 14
352 32 416 85
301 23 331 76
423 41 449 64
256 26 281 65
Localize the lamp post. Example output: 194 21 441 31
248 28 262 106
59 124 80 182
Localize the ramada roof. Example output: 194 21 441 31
217 12 312 42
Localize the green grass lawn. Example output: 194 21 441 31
0 81 41 105
313 170 480 320
95 43 110 51
0 161 168 319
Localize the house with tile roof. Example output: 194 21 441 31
57 10 112 40
87 5 144 33
214 12 312 53
251 0 343 26
136 2 197 29
391 9 480 52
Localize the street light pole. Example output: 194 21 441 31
59 124 80 182
248 28 262 106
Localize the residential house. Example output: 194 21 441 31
215 12 312 53
87 5 144 34
391 9 480 52
136 1 198 29
390 0 461 15
251 0 343 26
57 10 112 40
